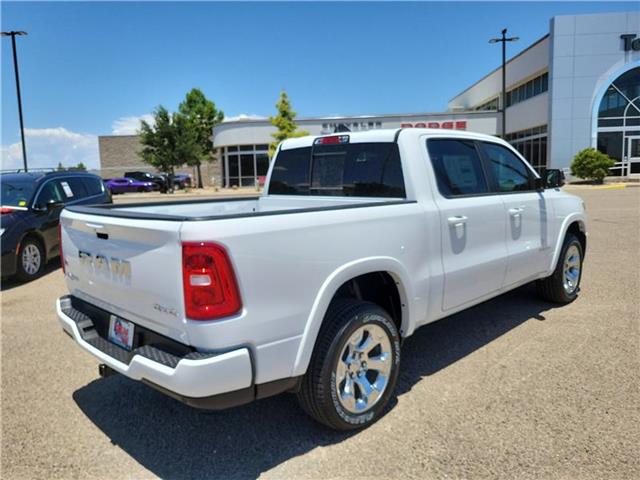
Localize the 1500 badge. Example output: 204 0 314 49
78 251 131 284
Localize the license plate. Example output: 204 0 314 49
108 315 135 350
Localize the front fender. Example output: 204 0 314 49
291 256 414 377
547 212 587 275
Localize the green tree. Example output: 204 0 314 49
75 162 87 171
138 106 201 180
570 148 615 184
178 88 224 188
56 162 64 171
269 91 309 157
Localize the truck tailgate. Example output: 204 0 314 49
60 210 188 344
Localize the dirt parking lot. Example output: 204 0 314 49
1 187 639 480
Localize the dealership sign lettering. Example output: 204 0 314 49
621 34 640 51
401 121 467 130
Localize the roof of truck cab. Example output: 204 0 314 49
279 128 503 150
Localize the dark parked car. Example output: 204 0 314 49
1 171 112 282
173 173 193 189
105 177 158 194
124 171 167 191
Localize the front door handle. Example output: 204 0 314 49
508 207 525 216
447 215 468 227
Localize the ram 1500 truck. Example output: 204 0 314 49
56 129 586 430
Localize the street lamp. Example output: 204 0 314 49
1 30 28 172
489 28 519 138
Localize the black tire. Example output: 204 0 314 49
536 233 583 304
297 299 401 430
16 237 45 282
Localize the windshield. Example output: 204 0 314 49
1 178 36 207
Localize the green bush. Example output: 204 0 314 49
570 148 615 183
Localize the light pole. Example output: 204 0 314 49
1 30 28 171
489 28 518 138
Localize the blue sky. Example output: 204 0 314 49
1 1 636 169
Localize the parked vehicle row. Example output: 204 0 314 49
56 128 586 430
0 171 112 282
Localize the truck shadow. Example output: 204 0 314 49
73 283 557 480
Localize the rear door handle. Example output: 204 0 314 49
447 215 468 226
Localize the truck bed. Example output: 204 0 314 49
67 195 406 221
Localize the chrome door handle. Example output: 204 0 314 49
447 215 468 226
508 207 524 216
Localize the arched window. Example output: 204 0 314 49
597 67 640 176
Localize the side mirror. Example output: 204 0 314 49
545 169 565 188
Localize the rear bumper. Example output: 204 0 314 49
56 295 254 405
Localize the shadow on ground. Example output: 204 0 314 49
1 258 61 292
73 283 557 480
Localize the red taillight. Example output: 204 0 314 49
314 135 349 145
182 242 242 320
58 223 65 273
0 207 14 214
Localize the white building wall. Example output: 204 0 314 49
448 36 549 111
504 92 549 134
548 11 640 170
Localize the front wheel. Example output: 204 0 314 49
536 233 583 304
297 299 401 430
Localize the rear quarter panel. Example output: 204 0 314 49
179 201 431 384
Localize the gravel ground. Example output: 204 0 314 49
1 187 638 479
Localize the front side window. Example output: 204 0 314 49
426 139 488 197
481 142 534 192
36 181 65 206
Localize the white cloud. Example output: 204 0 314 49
111 114 155 135
223 114 266 122
1 127 99 171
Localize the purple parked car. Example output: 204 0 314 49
105 177 159 194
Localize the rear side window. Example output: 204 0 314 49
426 139 488 197
83 177 105 196
64 178 89 199
269 143 405 197
480 142 534 192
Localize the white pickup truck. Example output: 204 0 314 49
57 128 586 430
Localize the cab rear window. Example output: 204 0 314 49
269 143 405 197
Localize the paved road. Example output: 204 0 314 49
2 188 639 479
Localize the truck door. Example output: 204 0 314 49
478 141 551 286
425 138 508 311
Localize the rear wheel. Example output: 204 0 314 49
297 299 401 430
536 233 583 304
16 237 45 282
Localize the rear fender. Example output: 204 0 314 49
291 257 413 377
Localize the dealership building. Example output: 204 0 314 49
99 11 639 187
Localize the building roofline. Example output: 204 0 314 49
448 33 550 103
215 109 497 128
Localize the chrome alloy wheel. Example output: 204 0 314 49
21 243 42 275
563 244 581 294
334 324 392 414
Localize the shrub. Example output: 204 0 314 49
570 148 615 183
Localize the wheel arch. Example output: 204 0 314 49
291 257 413 377
548 214 587 274
18 229 48 262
